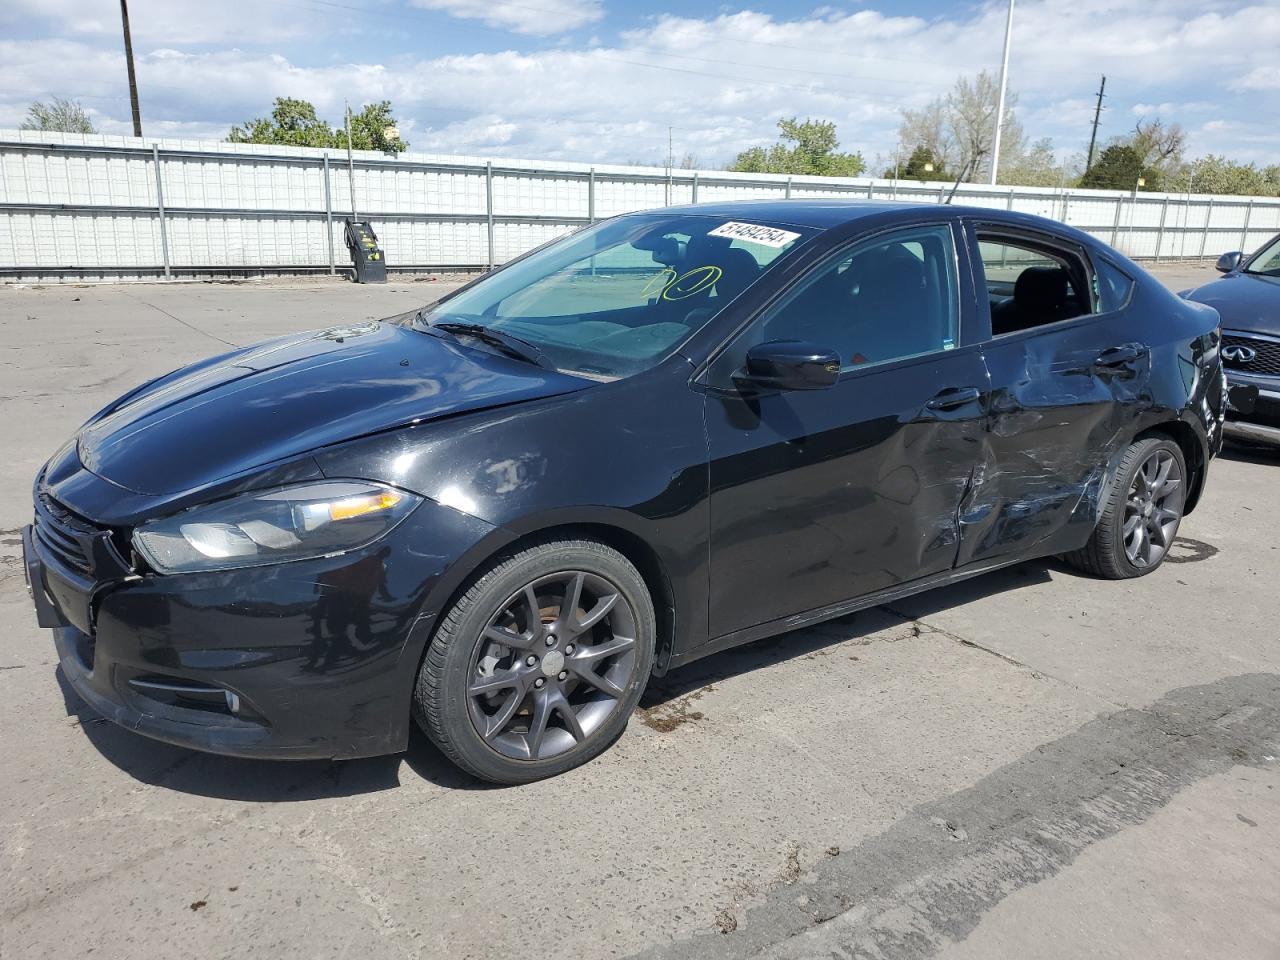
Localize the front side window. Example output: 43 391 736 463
715 223 959 378
416 214 817 379
977 236 1096 336
1244 234 1280 277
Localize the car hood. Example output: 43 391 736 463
77 320 588 496
1183 273 1280 335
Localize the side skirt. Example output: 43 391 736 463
665 553 1038 672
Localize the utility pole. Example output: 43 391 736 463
988 0 1015 185
1085 75 1106 173
345 101 357 220
665 125 673 205
119 0 142 137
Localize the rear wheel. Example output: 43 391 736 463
413 539 655 784
1065 436 1187 579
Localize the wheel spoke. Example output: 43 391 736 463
571 666 625 699
482 688 526 740
1155 507 1181 526
1127 522 1146 563
482 624 535 651
1122 513 1142 536
1154 476 1181 500
577 592 619 632
574 634 635 666
526 690 553 757
1147 518 1167 548
523 585 542 630
560 572 585 630
553 692 586 742
1151 454 1173 491
468 668 526 697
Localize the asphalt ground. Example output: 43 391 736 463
1 261 1277 960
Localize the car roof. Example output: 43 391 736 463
645 198 1093 241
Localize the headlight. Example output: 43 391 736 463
132 480 421 574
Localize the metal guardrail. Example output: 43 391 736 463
2 137 1276 281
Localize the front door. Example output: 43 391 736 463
701 222 989 640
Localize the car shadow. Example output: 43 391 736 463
1220 439 1280 466
56 668 494 799
59 560 1062 797
641 560 1058 707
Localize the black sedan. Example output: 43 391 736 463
23 201 1225 783
1182 233 1280 446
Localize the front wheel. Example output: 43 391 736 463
1064 436 1187 579
413 539 655 784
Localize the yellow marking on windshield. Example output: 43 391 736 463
662 265 722 301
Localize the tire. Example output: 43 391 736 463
1064 436 1187 579
413 538 655 784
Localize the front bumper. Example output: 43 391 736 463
1225 371 1280 447
24 495 499 760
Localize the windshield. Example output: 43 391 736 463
416 213 818 378
1245 235 1280 278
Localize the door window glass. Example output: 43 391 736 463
1094 257 1136 312
977 237 1095 335
720 224 959 376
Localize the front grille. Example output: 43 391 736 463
34 491 98 575
1222 334 1280 377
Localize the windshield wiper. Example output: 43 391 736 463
423 319 550 368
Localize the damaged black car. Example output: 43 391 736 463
24 201 1226 783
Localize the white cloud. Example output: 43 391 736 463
0 0 313 44
1 1 1277 167
1232 66 1280 91
407 0 603 36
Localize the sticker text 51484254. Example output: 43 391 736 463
707 221 802 249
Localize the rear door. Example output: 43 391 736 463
701 222 990 640
958 224 1147 566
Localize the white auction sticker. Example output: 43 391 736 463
707 221 801 248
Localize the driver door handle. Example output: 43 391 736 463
925 386 982 410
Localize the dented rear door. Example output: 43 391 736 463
958 312 1151 566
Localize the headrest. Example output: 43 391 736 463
1014 266 1067 311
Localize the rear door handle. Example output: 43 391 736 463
925 386 982 411
1095 343 1148 368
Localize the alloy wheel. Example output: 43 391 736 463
466 571 639 761
1122 448 1184 568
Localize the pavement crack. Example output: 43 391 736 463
122 291 240 348
878 603 1125 711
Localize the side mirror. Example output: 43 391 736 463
1216 251 1243 273
735 340 841 392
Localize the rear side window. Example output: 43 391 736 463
976 235 1094 337
1094 257 1135 313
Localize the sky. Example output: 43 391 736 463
2 0 1278 170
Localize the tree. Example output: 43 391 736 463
229 98 407 152
729 118 865 177
884 145 948 181
1184 155 1280 197
20 97 95 134
998 137 1065 187
346 101 407 153
1129 118 1186 175
897 71 1027 183
1078 144 1152 191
